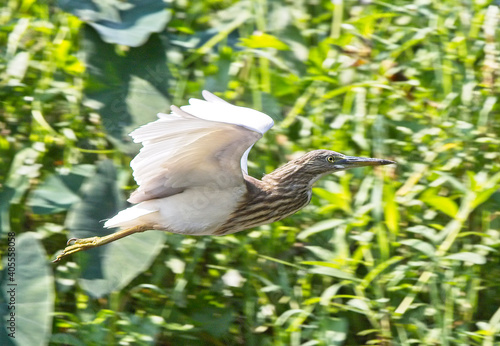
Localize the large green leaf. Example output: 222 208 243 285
444 252 486 265
57 0 171 47
26 165 95 215
65 160 165 298
0 233 54 346
27 175 80 214
82 26 171 153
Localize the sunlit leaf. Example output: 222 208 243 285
383 183 399 236
320 284 343 306
6 52 29 80
240 33 289 50
275 309 309 326
303 262 359 281
297 219 345 240
304 246 335 261
444 252 486 265
57 0 171 47
347 298 369 311
400 239 435 258
359 256 404 289
420 190 458 218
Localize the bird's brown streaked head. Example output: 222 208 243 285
297 149 396 175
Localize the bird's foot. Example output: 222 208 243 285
52 237 101 263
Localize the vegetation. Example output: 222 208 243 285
1 0 500 345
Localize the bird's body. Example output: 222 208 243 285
54 91 395 262
103 150 327 236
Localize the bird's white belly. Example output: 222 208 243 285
152 186 246 235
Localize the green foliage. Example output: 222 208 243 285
1 0 500 345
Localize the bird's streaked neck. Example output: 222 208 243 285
262 160 326 191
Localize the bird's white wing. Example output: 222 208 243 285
127 91 274 204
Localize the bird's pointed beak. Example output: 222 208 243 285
335 156 396 170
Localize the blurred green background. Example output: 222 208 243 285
1 0 500 345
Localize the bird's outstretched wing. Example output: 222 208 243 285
127 91 274 204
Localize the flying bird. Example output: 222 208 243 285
54 91 395 262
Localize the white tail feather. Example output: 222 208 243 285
104 204 157 229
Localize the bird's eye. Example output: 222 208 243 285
327 156 336 163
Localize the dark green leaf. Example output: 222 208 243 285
0 233 54 346
82 26 170 153
65 160 165 298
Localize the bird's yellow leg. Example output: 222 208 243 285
52 225 148 263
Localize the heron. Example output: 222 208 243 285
53 91 395 262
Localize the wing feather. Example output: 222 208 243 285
127 91 273 204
